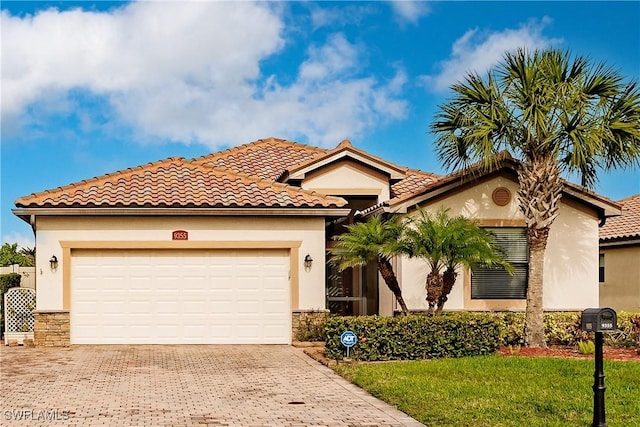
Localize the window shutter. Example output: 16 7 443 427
471 228 528 299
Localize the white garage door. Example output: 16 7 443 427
70 249 290 344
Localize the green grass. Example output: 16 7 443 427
334 356 640 427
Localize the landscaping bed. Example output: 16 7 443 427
498 345 640 361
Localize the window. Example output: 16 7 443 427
599 253 605 283
471 227 528 299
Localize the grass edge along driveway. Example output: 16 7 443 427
334 355 640 427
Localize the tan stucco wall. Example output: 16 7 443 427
544 201 599 309
34 216 327 312
0 266 35 289
398 175 600 311
599 245 640 312
301 160 390 202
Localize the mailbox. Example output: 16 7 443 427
581 308 617 333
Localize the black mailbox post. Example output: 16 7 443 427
581 308 618 427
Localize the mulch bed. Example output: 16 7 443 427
498 346 640 362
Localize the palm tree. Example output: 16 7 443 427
329 215 409 315
403 207 512 314
431 48 640 346
19 247 36 267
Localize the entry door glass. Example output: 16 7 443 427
326 263 365 316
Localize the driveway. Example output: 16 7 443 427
0 345 424 426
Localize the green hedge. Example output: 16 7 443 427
494 311 640 348
322 311 640 361
0 273 22 337
325 313 502 361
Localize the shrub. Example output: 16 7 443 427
605 311 640 348
294 312 327 342
543 312 585 346
325 313 502 361
324 310 640 361
494 311 639 348
578 340 595 354
493 312 525 346
0 273 22 337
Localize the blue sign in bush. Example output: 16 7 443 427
340 330 357 348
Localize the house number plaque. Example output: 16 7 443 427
172 230 189 240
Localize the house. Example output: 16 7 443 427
12 138 621 346
599 194 640 312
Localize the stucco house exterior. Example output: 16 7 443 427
599 194 640 312
12 138 621 346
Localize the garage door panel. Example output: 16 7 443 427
183 300 207 312
71 249 290 344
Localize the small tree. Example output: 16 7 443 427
403 207 512 314
431 48 640 346
0 243 35 267
19 247 35 267
330 215 409 315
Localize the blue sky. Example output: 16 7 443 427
2 1 639 248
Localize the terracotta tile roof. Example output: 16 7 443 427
387 153 519 206
385 153 621 219
192 137 327 181
390 170 439 199
600 194 640 241
285 139 407 179
279 139 438 196
15 157 347 209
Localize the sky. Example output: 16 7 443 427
2 0 639 249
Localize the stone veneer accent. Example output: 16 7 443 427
34 311 70 347
291 309 329 341
33 310 327 345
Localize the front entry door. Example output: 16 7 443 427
326 260 378 316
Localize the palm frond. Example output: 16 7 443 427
432 47 640 191
329 215 405 271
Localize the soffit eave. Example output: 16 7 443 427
287 151 406 181
561 187 622 218
12 207 352 222
388 173 622 220
388 180 467 214
599 237 640 248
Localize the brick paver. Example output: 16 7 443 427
0 345 425 426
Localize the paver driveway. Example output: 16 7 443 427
0 345 424 427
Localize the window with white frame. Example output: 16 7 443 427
471 227 529 299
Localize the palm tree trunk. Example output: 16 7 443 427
525 228 549 347
425 270 442 314
378 257 409 315
517 155 562 348
436 266 457 314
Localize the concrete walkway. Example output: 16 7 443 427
0 345 425 426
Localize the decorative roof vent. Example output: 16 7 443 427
492 187 511 206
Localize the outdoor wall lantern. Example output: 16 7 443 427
49 255 59 272
304 254 313 272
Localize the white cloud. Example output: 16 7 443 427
388 0 430 25
299 34 359 81
308 3 377 30
2 2 407 148
2 231 35 250
421 17 562 91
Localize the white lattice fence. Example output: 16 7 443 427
4 287 36 345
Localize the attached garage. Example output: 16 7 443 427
70 249 291 344
12 143 349 347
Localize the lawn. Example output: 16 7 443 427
334 355 640 427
